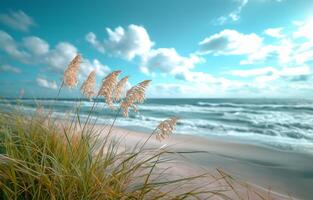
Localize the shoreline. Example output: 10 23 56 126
99 125 313 199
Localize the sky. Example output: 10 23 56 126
0 0 313 98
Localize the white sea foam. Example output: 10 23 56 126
2 98 313 153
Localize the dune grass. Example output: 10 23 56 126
0 106 232 200
0 55 277 199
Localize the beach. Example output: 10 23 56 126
102 125 313 200
2 98 313 199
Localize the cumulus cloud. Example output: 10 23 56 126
0 64 21 73
240 39 293 65
264 27 284 38
23 36 50 55
200 22 313 66
0 30 111 79
0 30 30 62
86 24 154 60
198 29 263 55
85 32 105 53
240 19 313 66
0 10 35 32
140 48 204 76
44 42 78 71
293 18 313 41
36 77 58 90
81 59 110 77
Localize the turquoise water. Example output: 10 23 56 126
1 98 313 153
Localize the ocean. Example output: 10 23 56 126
1 98 313 153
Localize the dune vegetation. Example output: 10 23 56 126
0 55 273 199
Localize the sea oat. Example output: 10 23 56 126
120 80 151 117
63 54 82 88
98 70 121 108
80 70 96 100
113 76 129 102
155 117 178 141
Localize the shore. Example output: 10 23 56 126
93 124 313 200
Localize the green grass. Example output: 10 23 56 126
0 106 229 200
0 102 276 200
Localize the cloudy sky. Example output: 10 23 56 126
0 0 313 98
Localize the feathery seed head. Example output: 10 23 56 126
63 54 82 88
80 70 96 100
113 76 129 102
120 80 151 117
98 70 121 108
155 117 178 141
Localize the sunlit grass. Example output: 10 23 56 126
0 109 223 199
0 56 276 199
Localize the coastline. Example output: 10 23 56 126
97 124 313 200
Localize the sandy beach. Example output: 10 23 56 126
95 125 313 200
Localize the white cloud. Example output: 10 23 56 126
23 36 50 55
81 59 110 77
0 10 35 32
240 39 293 65
140 48 204 75
0 30 111 80
293 18 313 41
86 24 154 60
44 42 78 71
149 77 246 98
214 0 248 25
291 19 313 65
264 27 284 38
240 19 313 66
0 30 30 62
228 67 276 77
198 29 263 55
294 49 313 65
85 32 104 53
214 0 285 25
0 64 21 73
228 66 311 80
36 77 58 90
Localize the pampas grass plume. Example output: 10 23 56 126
63 54 82 88
121 80 151 117
155 117 178 141
113 76 129 102
80 70 96 100
98 70 121 108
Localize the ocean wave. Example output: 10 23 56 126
197 101 313 111
2 99 313 153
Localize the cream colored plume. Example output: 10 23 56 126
120 80 151 117
80 70 96 100
98 70 121 108
113 76 129 102
155 117 178 141
63 54 82 88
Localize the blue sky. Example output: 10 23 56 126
0 0 313 98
